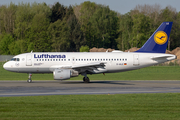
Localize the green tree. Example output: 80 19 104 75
0 2 17 35
8 39 27 55
50 2 67 23
26 13 51 52
131 13 151 48
77 1 99 46
89 6 118 48
80 45 89 52
48 19 70 52
14 2 33 40
0 34 14 54
116 13 133 51
67 14 84 52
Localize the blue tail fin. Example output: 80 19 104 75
135 22 173 53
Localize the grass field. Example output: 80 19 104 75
0 93 180 120
1 61 180 80
1 62 180 119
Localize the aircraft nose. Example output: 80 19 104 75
3 62 8 70
3 62 11 71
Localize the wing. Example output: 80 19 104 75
49 62 107 74
72 62 106 74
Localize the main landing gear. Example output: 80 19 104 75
27 73 32 83
82 73 90 83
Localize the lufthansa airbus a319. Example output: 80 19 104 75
3 22 176 83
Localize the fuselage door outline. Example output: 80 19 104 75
26 54 32 66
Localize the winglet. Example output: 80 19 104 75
135 22 173 53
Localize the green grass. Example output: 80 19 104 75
0 93 180 120
1 61 180 80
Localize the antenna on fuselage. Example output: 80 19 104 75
31 50 33 53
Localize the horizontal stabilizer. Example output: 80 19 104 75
151 54 176 60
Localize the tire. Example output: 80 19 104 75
27 79 32 83
83 77 90 83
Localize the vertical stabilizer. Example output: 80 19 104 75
135 22 173 53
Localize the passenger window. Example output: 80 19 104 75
37 59 38 61
64 59 66 61
39 59 41 61
42 59 44 61
68 59 70 61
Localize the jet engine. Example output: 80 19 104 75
53 69 79 80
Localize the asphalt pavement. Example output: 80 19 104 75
0 80 180 97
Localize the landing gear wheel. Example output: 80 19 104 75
83 77 90 83
27 79 32 83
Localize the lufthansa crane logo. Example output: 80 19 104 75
154 31 168 45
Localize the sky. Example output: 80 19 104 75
1 0 180 14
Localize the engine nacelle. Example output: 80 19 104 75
53 69 79 80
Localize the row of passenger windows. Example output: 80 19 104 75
36 58 127 62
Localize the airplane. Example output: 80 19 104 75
3 22 176 83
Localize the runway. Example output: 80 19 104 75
0 80 180 97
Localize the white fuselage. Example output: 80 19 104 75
3 52 176 74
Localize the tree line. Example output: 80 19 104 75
0 2 180 55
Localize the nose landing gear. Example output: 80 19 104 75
27 73 32 83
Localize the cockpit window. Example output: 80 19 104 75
11 58 20 61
